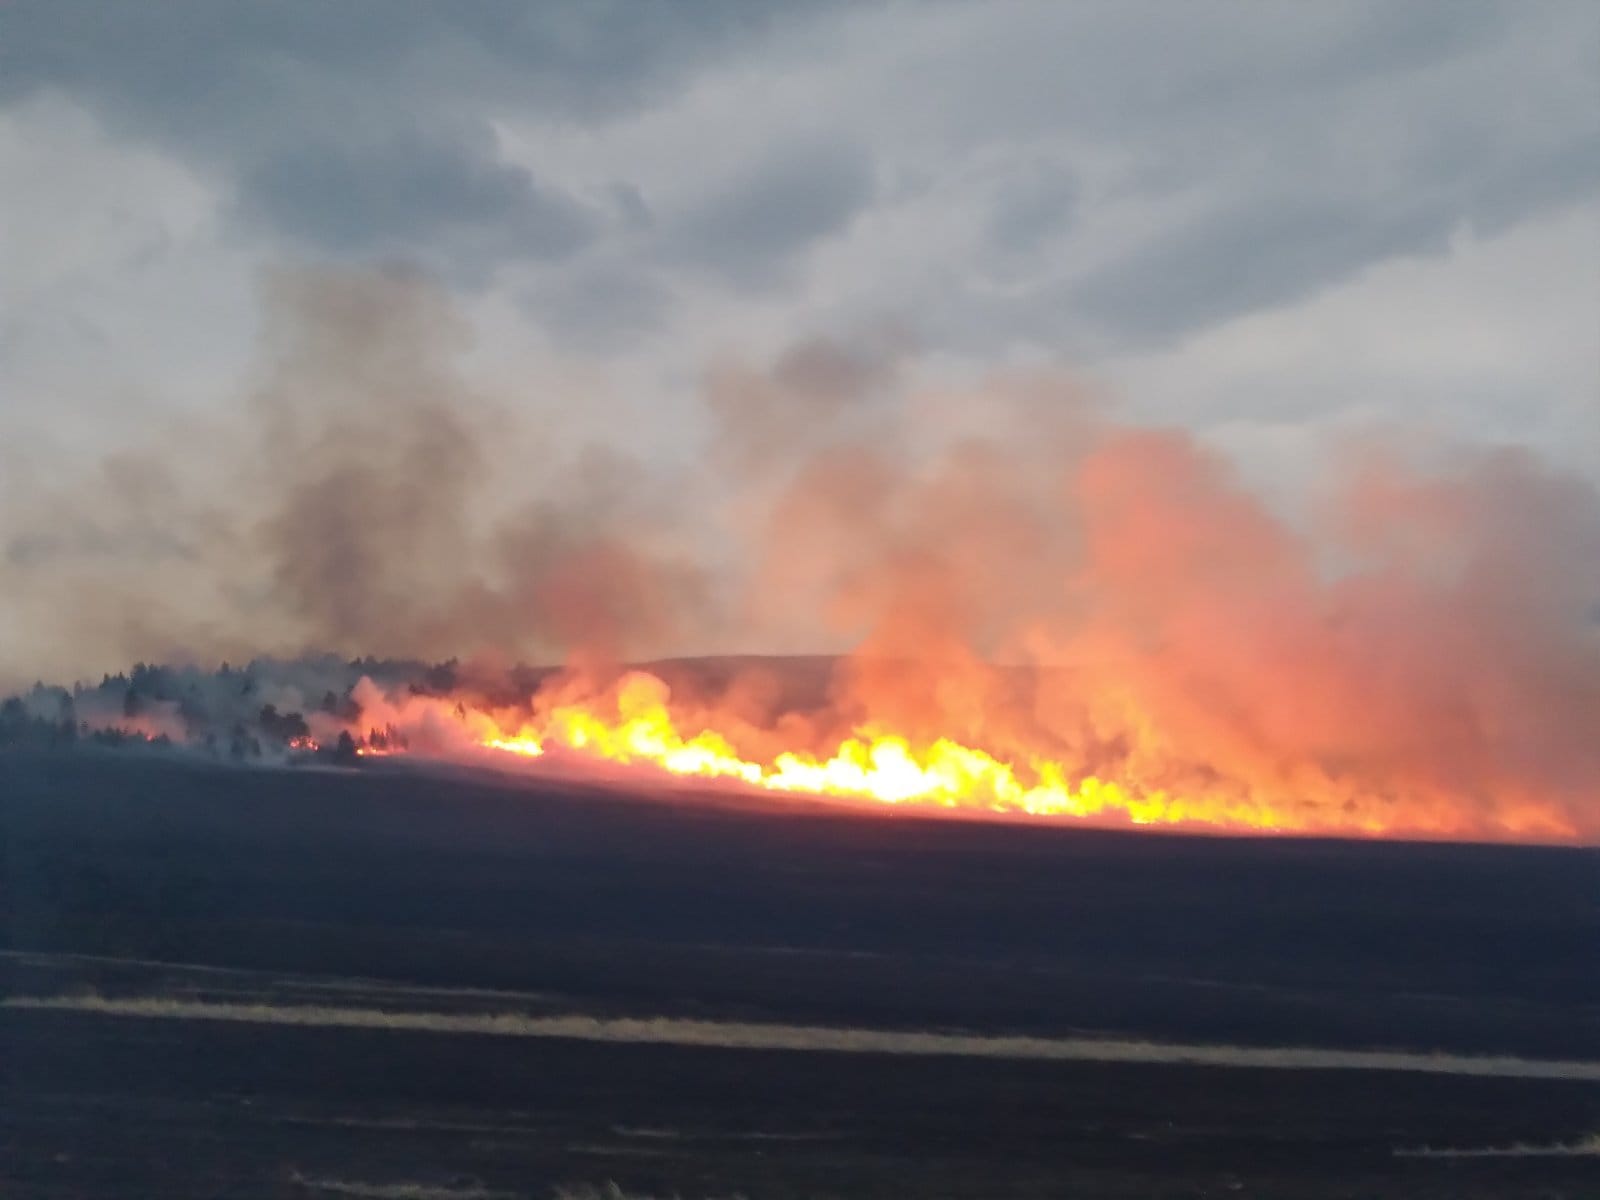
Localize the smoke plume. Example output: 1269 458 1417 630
3 266 1597 840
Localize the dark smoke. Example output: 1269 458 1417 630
3 265 1597 839
0 265 712 683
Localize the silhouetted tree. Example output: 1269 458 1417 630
258 704 310 743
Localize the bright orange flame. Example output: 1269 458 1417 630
335 669 1583 841
344 669 1564 839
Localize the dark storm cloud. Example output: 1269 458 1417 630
2 0 818 276
1 1 796 127
4 0 1595 353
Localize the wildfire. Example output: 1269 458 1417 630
472 706 1162 819
336 669 1575 839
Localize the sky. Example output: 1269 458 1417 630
2 0 1598 685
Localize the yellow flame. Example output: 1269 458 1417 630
446 671 1324 831
338 666 1581 839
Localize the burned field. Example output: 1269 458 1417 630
3 751 1597 1198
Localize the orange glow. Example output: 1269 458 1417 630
340 670 1581 841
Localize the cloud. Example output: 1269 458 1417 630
519 261 672 350
984 166 1079 257
664 139 876 285
3 1 823 275
239 130 596 280
1102 202 1600 487
1 2 807 130
3 0 1596 489
1069 137 1600 346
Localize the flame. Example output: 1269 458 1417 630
342 670 1579 840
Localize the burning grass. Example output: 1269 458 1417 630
7 272 1598 845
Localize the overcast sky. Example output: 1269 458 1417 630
0 0 1593 633
3 1 1598 520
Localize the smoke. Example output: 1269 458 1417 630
701 360 1600 835
1042 431 1600 835
3 265 1597 838
248 267 487 652
0 266 710 682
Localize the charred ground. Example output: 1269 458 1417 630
3 751 1597 1197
